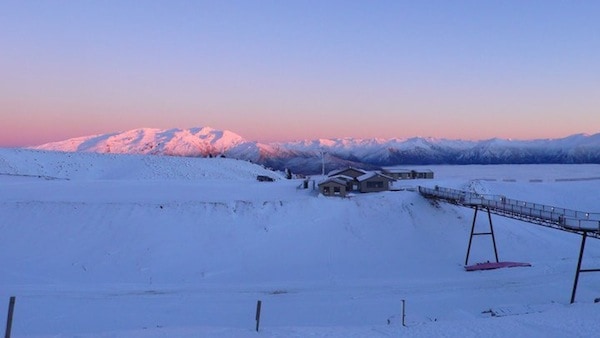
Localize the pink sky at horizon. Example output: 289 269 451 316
1 1 599 148
0 117 596 148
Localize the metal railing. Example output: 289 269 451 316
418 186 600 234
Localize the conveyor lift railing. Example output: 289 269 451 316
418 185 600 303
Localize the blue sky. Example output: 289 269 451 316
1 1 599 146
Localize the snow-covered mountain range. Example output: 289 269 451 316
32 127 600 174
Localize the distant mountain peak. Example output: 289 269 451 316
31 128 600 174
34 126 248 157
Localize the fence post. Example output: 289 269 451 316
5 296 15 338
401 299 406 327
255 300 262 332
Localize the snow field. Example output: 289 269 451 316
1 149 600 337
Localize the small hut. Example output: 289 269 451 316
318 178 348 197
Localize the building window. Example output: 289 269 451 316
366 181 384 189
334 186 341 194
323 186 330 194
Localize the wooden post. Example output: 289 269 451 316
5 296 15 338
255 300 262 332
401 299 406 327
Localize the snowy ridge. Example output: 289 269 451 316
31 127 600 174
0 148 282 181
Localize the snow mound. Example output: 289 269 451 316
0 148 282 181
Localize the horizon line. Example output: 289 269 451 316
2 126 597 149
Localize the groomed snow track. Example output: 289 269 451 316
418 186 600 238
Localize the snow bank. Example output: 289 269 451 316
0 148 282 181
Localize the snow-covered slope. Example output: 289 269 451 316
31 127 600 174
0 148 282 181
2 150 600 337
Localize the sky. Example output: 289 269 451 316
1 1 599 147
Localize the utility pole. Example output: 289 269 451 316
320 149 326 176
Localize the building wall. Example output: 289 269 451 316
382 169 426 180
382 171 400 180
413 171 434 179
319 182 347 197
359 177 391 193
390 172 411 180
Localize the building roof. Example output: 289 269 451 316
327 167 368 177
318 178 348 187
382 168 412 174
330 174 355 182
383 167 433 174
356 171 395 182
